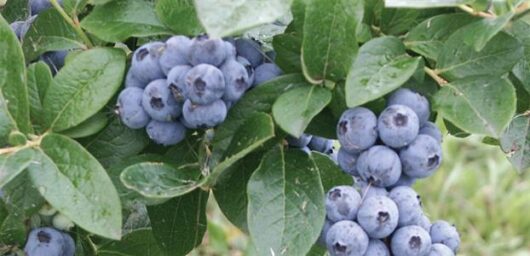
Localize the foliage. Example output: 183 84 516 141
1 0 530 255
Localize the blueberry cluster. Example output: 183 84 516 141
117 36 282 146
10 0 67 73
320 88 460 256
24 227 74 256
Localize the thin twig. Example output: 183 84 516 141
424 67 448 86
49 0 93 48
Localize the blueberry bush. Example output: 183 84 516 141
1 0 529 255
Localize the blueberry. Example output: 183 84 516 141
400 135 442 179
224 41 237 60
286 134 313 148
182 99 227 128
237 56 255 85
146 120 186 146
391 225 432 256
10 18 33 41
387 174 416 190
130 42 166 84
125 69 147 88
220 59 251 102
338 148 360 177
420 121 443 143
429 220 460 253
185 64 225 105
253 63 283 86
378 105 420 148
24 227 67 256
61 232 75 256
357 180 388 198
325 186 362 222
388 186 423 227
309 136 334 153
142 79 181 121
41 51 68 74
356 146 402 187
317 218 333 246
357 196 399 239
387 88 430 125
159 36 191 75
337 107 378 153
167 65 192 102
188 35 227 66
417 214 432 232
326 220 369 256
117 87 150 129
363 239 390 256
428 243 455 256
30 0 63 15
235 38 264 67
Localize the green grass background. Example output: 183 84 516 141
190 134 530 256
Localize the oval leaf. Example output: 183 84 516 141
60 112 109 139
43 47 126 132
437 31 523 80
80 0 171 42
345 36 421 107
26 62 52 131
98 228 163 256
147 190 208 256
194 0 292 37
273 86 332 138
500 115 530 172
121 162 203 199
433 76 516 138
0 15 31 134
155 0 203 35
247 146 325 256
28 133 122 240
301 0 363 83
0 148 34 188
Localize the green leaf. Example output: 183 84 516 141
194 0 293 37
3 170 45 216
82 118 150 168
0 211 26 245
500 115 530 172
305 107 339 139
209 112 275 184
43 47 126 131
22 9 85 61
121 162 203 199
60 112 109 139
273 86 332 138
301 0 363 83
385 0 472 8
433 76 516 138
213 151 263 232
155 0 203 36
437 31 523 80
63 0 89 16
28 133 122 240
311 152 352 191
511 20 530 94
0 15 31 134
211 74 307 163
80 0 171 42
457 12 514 51
0 94 16 146
26 61 52 131
380 8 420 35
0 148 34 188
272 32 303 73
98 228 163 256
404 13 478 60
247 146 325 256
1 0 29 23
147 190 208 256
345 36 421 107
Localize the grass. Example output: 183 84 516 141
191 135 530 256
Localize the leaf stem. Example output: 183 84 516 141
49 0 93 48
458 4 496 18
0 134 45 155
424 67 448 86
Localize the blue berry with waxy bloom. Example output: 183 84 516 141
130 42 166 84
337 107 378 153
356 146 402 187
389 186 424 227
117 87 150 129
185 64 226 105
378 104 420 148
325 186 362 222
387 88 431 125
182 99 227 128
142 79 181 121
188 35 227 66
430 220 460 253
326 220 369 256
159 35 192 75
400 135 442 179
146 120 186 146
167 65 192 102
391 225 432 256
357 195 399 239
